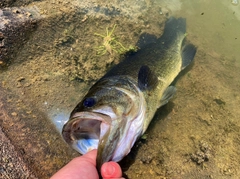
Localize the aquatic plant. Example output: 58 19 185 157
94 24 137 55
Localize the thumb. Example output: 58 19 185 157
101 161 123 179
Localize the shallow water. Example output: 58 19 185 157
0 0 240 178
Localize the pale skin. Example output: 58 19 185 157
51 149 125 179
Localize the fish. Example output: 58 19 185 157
62 17 197 171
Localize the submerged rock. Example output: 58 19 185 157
0 7 41 67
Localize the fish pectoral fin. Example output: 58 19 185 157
138 65 158 91
159 86 176 107
181 43 197 70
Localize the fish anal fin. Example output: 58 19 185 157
159 86 176 107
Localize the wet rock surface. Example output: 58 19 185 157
0 86 79 178
0 126 37 179
0 0 15 8
0 7 41 67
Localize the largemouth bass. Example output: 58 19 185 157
62 17 196 171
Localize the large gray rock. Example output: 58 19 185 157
0 6 41 67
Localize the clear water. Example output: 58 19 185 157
0 0 240 178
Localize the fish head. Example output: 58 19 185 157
62 77 146 170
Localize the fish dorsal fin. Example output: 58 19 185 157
138 65 158 91
159 86 176 107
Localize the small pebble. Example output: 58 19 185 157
17 77 25 82
11 112 18 116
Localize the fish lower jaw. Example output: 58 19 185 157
72 122 110 154
62 112 111 155
70 121 111 155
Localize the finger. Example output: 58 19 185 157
51 149 98 179
101 161 123 179
80 149 97 165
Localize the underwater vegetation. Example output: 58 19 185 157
94 24 137 55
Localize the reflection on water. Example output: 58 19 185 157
49 110 69 132
0 0 240 178
231 0 239 6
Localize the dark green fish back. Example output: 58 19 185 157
101 17 187 82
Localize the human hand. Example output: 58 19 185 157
50 149 124 179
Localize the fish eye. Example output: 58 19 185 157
83 97 96 108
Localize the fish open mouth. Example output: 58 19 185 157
62 112 111 154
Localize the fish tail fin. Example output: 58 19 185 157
161 17 197 69
165 17 186 36
158 17 186 46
